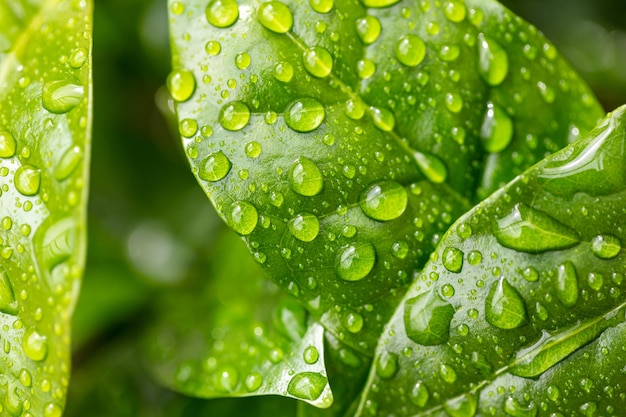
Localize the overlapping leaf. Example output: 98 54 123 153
357 107 626 416
0 0 91 415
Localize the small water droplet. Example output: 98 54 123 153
258 1 293 33
303 346 319 364
395 34 426 67
245 372 263 391
288 213 320 242
205 40 221 55
369 106 395 132
287 372 327 400
445 92 463 113
22 328 48 361
355 16 382 44
485 277 527 329
219 101 251 131
44 403 63 417
477 33 508 86
587 272 603 291
522 266 539 282
244 141 262 158
42 80 84 114
537 81 555 103
467 250 482 265
443 1 466 22
284 98 325 132
206 0 239 28
556 261 579 307
376 351 398 379
235 52 251 69
504 397 537 417
591 234 621 259
356 58 376 79
199 151 232 181
342 311 364 333
0 131 16 158
480 101 513 153
439 363 457 383
442 247 463 273
289 157 324 196
0 269 17 315
443 393 478 417
270 191 284 207
216 365 239 392
179 118 198 138
404 290 455 345
14 165 41 196
309 0 333 13
19 368 31 387
167 69 196 102
441 283 455 298
345 98 366 120
274 61 294 82
392 241 409 259
414 151 448 183
439 44 460 61
227 201 258 235
303 46 333 78
359 180 407 222
546 384 559 401
410 381 430 407
335 242 376 281
69 47 87 68
579 402 597 417
54 146 83 181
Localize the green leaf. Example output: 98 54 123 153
167 0 603 355
144 232 332 408
356 106 626 416
0 0 91 414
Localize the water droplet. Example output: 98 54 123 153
439 44 460 61
342 311 364 333
54 146 83 181
587 272 603 291
404 290 455 345
410 381 430 407
19 368 31 387
443 1 466 22
284 98 325 132
258 1 293 33
0 269 17 315
227 201 258 235
537 81 555 103
288 213 320 242
376 351 398 379
206 0 239 28
468 250 482 265
14 165 41 196
215 365 239 392
504 397 537 417
287 372 327 400
309 0 333 13
546 384 559 401
494 203 580 253
22 328 48 361
303 46 333 78
391 240 409 259
480 101 513 153
355 16 382 44
303 346 319 364
395 34 426 67
274 61 294 82
477 34 508 86
289 157 324 196
443 393 478 417
414 151 448 183
579 402 597 417
69 47 87 68
445 92 463 113
270 191 284 207
335 242 376 281
441 283 455 298
167 69 196 102
0 131 16 158
42 80 84 114
179 118 198 138
439 363 457 383
245 372 263 391
356 58 376 79
485 277 527 329
556 261 579 307
235 52 251 69
361 0 400 7
442 247 463 273
591 234 621 259
205 40 221 55
345 98 366 120
44 403 63 417
199 151 232 181
359 180 407 222
244 141 262 158
522 266 539 282
369 106 395 132
219 101 251 131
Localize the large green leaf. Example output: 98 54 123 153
356 106 626 416
0 0 91 415
167 0 603 355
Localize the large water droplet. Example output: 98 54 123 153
442 247 463 273
410 381 429 407
591 234 621 259
395 34 426 67
167 69 196 102
287 372 327 400
309 0 333 13
288 213 320 242
206 0 239 28
443 1 466 22
335 242 376 281
494 204 580 253
227 201 258 235
199 151 232 181
42 80 84 114
443 393 478 417
303 46 333 78
0 269 17 315
22 328 48 361
556 261 578 307
504 397 537 417
355 16 382 44
258 1 293 33
289 157 324 196
376 351 398 379
284 98 325 132
414 151 448 183
359 180 407 222
477 34 509 86
404 290 455 345
0 131 17 158
480 102 513 153
485 277 527 329
219 101 251 131
370 106 395 132
14 165 41 196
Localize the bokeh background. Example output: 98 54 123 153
65 0 626 415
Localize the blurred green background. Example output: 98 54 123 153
65 0 626 415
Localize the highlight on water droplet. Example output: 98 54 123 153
287 372 327 401
590 234 621 259
206 0 239 28
485 277 527 329
556 261 578 307
219 101 251 131
284 98 325 132
335 242 376 281
414 151 448 183
288 157 324 196
302 46 333 78
0 131 17 158
477 33 509 86
359 180 407 222
404 290 455 345
167 69 196 102
198 151 232 181
14 165 41 196
42 80 84 114
395 34 426 67
227 201 258 235
22 328 48 361
442 247 463 273
258 1 293 33
480 101 513 153
355 16 382 44
288 213 320 242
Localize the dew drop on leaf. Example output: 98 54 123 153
391 240 409 259
376 351 398 379
522 266 539 282
274 61 294 82
445 92 463 113
342 311 364 333
235 52 251 69
356 58 376 79
439 363 457 383
335 242 376 281
345 98 366 120
205 40 221 56
219 101 251 131
288 157 324 196
288 213 320 242
303 346 319 364
409 381 429 407
19 369 31 387
14 165 41 196
485 277 527 329
0 269 17 315
355 16 382 45
257 1 293 33
22 328 48 361
54 146 83 181
443 393 478 417
0 131 16 159
216 365 239 392
359 180 407 222
537 81 555 103
287 372 327 400
442 246 463 273
198 151 232 181
590 234 621 259
179 118 198 138
414 151 448 183
284 98 325 132
244 141 262 158
309 0 333 13
404 290 454 345
394 34 426 67
480 101 513 153
43 403 63 417
587 272 603 291
206 0 239 28
270 190 284 207
361 0 401 8
556 261 579 307
42 80 84 114
477 33 509 86
69 47 88 69
302 46 333 78
245 372 263 391
167 69 196 102
439 44 460 62
227 201 258 235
